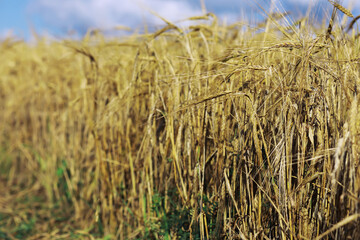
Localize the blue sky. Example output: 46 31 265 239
0 0 359 40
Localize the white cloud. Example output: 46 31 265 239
28 0 360 37
31 0 203 33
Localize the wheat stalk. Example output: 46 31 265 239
347 15 360 32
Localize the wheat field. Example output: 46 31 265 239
0 1 360 239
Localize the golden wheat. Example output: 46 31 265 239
0 1 360 239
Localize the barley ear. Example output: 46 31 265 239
328 0 354 18
350 97 360 159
